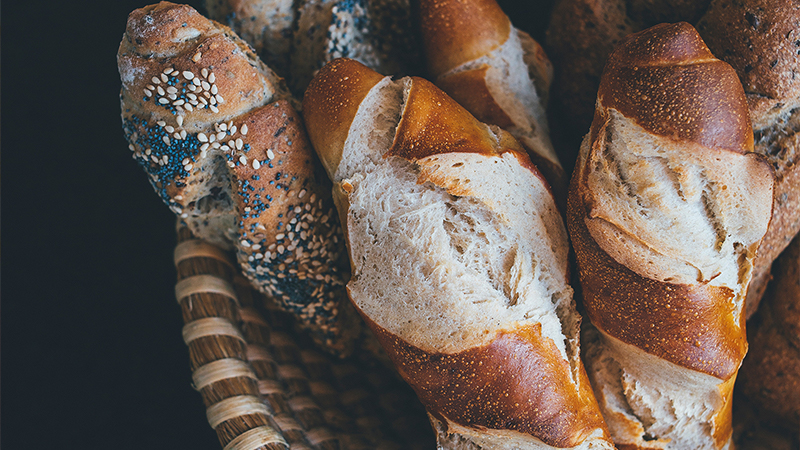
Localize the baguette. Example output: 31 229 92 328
118 2 359 355
567 23 773 449
303 58 613 450
416 0 566 206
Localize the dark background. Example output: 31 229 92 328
1 0 555 448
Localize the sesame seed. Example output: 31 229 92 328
278 245 285 254
221 145 230 151
188 84 197 92
144 89 152 97
193 78 201 86
299 189 307 198
201 68 208 78
151 155 159 163
151 77 161 84
252 160 261 169
158 121 167 127
208 73 216 83
255 253 264 259
173 99 185 106
176 115 184 127
201 81 211 91
239 155 247 165
209 96 217 105
211 85 218 95
212 142 220 149
230 125 237 134
163 155 169 163
174 195 183 200
276 233 285 240
192 52 202 62
165 126 175 133
129 144 135 151
184 163 193 171
168 94 177 101
163 136 170 145
173 132 181 139
241 124 248 135
219 123 227 131
187 93 197 100
166 86 178 94
198 133 208 142
210 105 219 113
181 213 189 219
216 95 224 104
158 97 168 104
161 73 169 82
241 240 251 247
217 132 226 141
145 148 152 155
267 149 275 160
163 67 174 74
208 133 216 143
227 161 235 168
183 71 194 80
200 150 207 159
180 130 187 139
157 86 165 96
200 143 209 151
236 138 243 149
182 158 191 165
227 140 235 148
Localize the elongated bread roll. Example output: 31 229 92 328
416 0 566 205
567 23 774 449
118 2 359 355
303 58 613 450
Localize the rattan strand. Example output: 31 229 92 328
258 379 284 395
222 426 288 450
193 358 258 391
272 415 303 433
183 317 247 345
246 345 275 363
304 428 336 446
174 239 234 267
176 274 239 303
207 395 272 429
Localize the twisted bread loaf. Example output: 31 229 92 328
118 2 359 355
416 0 566 206
548 0 800 317
303 58 614 450
567 23 773 449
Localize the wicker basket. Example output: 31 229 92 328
172 226 798 450
173 226 434 450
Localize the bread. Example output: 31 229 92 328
207 0 420 94
416 0 566 206
738 233 800 433
118 2 360 355
697 0 800 317
302 57 614 450
204 0 295 75
567 23 774 449
547 0 800 319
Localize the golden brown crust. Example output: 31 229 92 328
357 306 609 448
416 0 511 79
435 65 515 129
567 177 747 379
302 58 385 179
597 22 753 153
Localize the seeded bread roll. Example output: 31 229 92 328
118 2 359 355
567 23 773 449
205 0 295 75
303 58 614 450
416 0 566 207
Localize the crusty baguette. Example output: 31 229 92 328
416 0 566 207
118 2 359 355
567 23 774 449
303 58 614 450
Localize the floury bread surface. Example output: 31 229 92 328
416 0 566 206
118 2 359 355
567 23 773 449
303 58 614 450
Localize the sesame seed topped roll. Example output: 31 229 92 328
118 2 360 356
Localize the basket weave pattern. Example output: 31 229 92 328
173 227 433 450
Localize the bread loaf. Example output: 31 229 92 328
547 0 800 318
118 2 359 355
303 57 614 450
738 234 800 433
567 23 774 449
416 0 566 206
207 0 420 94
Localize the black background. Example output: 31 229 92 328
2 0 555 448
